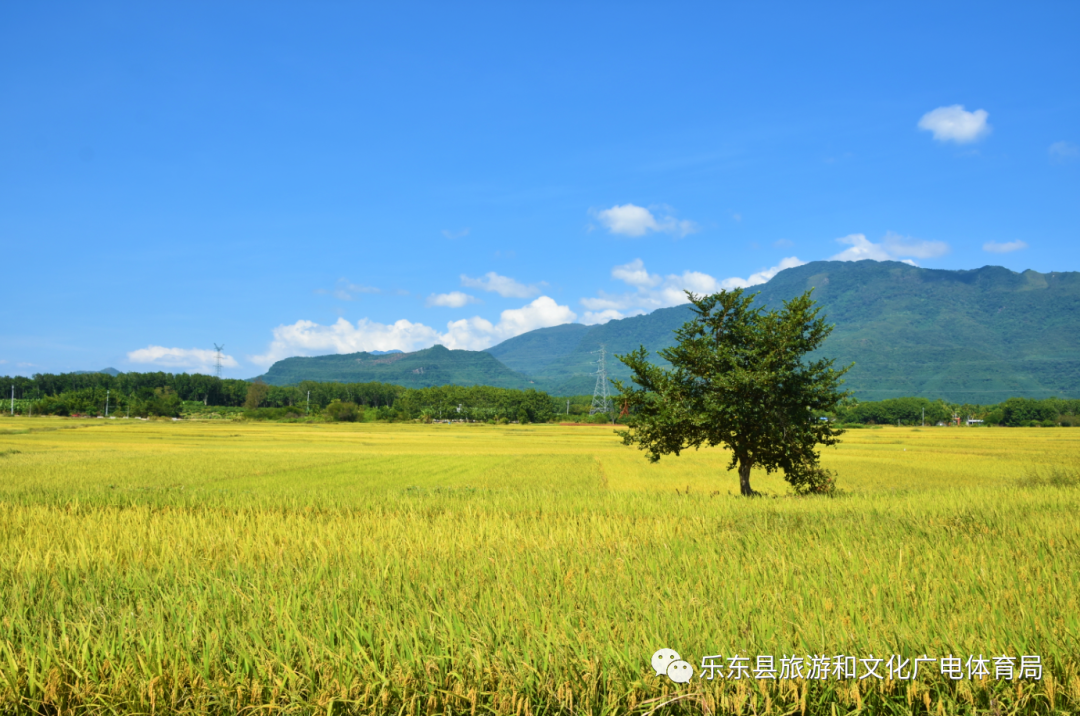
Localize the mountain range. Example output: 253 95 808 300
256 261 1080 403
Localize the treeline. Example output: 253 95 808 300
4 371 250 406
0 371 596 422
249 386 597 423
6 371 1075 426
833 396 1080 427
397 385 559 423
0 371 405 418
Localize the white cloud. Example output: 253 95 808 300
774 238 793 248
127 346 239 373
611 258 660 288
593 203 698 238
579 257 805 324
442 228 470 239
1049 141 1079 163
918 105 991 144
249 319 440 366
426 291 480 308
250 297 576 365
442 297 577 350
581 309 629 325
460 271 542 298
732 257 809 287
983 240 1028 253
830 232 949 265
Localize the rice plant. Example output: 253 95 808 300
0 417 1077 714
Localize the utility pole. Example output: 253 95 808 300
566 399 569 416
306 390 311 415
10 385 13 416
922 408 924 427
105 389 110 417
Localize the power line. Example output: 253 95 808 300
589 346 613 417
213 343 225 379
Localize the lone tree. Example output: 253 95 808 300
613 288 851 496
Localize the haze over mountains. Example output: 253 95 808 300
257 261 1080 403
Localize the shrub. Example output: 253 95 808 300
325 400 359 422
785 463 842 496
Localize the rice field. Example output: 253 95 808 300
1 417 1078 715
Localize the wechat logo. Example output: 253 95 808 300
652 648 693 683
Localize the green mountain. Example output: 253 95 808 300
257 344 538 390
255 261 1080 403
484 323 591 374
756 260 1080 402
485 261 1080 403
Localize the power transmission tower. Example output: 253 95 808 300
589 346 613 417
213 344 225 378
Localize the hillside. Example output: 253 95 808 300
754 261 1080 402
256 344 537 390
485 261 1080 402
74 367 121 376
483 323 591 375
486 305 693 395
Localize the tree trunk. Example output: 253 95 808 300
738 459 755 497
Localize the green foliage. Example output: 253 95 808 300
838 396 951 425
1 371 406 414
242 407 302 421
180 402 245 420
615 288 850 496
324 400 360 422
243 380 269 409
143 387 182 417
834 396 1080 427
1001 397 1060 426
395 384 556 423
785 463 842 496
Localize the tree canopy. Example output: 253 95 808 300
613 288 851 496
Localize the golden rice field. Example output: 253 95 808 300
1 416 1078 715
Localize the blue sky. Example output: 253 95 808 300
2 2 1078 377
